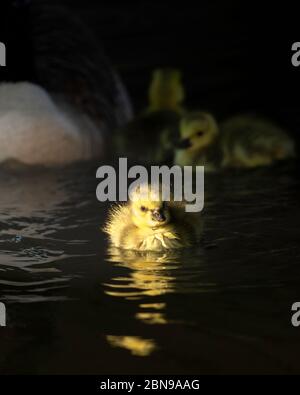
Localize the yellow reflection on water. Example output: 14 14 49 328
104 248 181 354
104 248 178 332
105 247 180 300
106 335 157 357
137 302 167 324
136 311 167 325
139 303 166 309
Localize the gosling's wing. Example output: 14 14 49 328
102 204 130 234
103 204 136 248
169 200 203 243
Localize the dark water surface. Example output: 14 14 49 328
0 163 300 374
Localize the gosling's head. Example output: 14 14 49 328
129 185 171 229
176 112 219 152
148 68 185 112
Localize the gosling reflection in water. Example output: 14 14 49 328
105 247 181 299
104 248 182 356
105 248 182 325
106 335 157 357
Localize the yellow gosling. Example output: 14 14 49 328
174 111 220 170
115 68 185 163
103 185 201 251
174 112 296 170
147 68 185 114
220 115 296 168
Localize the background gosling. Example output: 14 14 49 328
103 186 201 251
147 68 185 114
174 111 220 171
115 68 185 164
174 112 296 170
220 114 296 168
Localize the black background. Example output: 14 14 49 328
1 0 300 139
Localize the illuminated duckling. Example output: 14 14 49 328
103 185 201 251
116 69 185 164
174 111 220 171
174 112 296 170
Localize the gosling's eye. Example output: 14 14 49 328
196 131 204 137
140 206 147 212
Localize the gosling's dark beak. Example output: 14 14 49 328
152 210 166 222
175 138 192 149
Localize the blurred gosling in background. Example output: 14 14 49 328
147 68 185 114
174 111 221 171
220 115 296 168
174 112 296 170
115 68 185 164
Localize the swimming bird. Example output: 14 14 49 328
174 112 295 170
115 68 185 164
220 114 296 168
103 184 201 251
174 111 221 171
